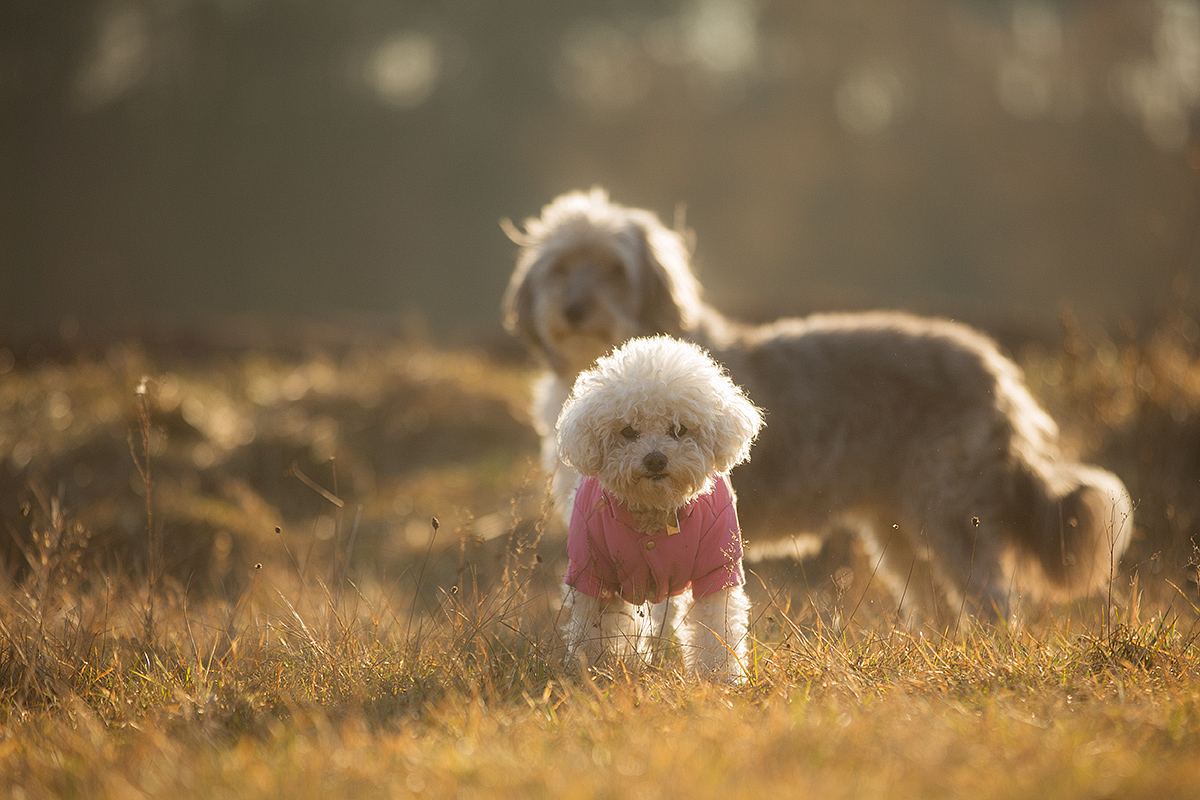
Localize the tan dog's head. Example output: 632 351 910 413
502 188 704 378
556 336 763 512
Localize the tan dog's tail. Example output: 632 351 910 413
1015 460 1133 597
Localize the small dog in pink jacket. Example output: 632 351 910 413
556 336 763 680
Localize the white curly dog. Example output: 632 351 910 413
556 336 762 680
505 188 1134 625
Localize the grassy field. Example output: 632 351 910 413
3 310 1200 799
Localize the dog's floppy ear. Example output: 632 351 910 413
502 261 544 358
555 392 605 476
504 225 576 373
709 390 764 476
628 213 703 337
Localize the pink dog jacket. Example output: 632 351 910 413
564 473 745 606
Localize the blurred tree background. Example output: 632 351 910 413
2 0 1199 340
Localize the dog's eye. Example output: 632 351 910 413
620 426 639 441
669 423 688 439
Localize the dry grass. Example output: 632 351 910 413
3 311 1200 798
2 537 1198 799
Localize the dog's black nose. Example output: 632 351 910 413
563 298 591 325
643 451 668 474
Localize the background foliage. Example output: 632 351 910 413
3 0 1199 336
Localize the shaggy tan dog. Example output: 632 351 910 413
503 188 1133 623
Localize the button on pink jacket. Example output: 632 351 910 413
564 473 745 606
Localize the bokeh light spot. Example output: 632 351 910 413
367 32 441 109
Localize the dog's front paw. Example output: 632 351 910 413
711 669 748 687
695 660 748 686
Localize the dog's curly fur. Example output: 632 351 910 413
557 336 761 679
504 188 1134 624
557 335 762 522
